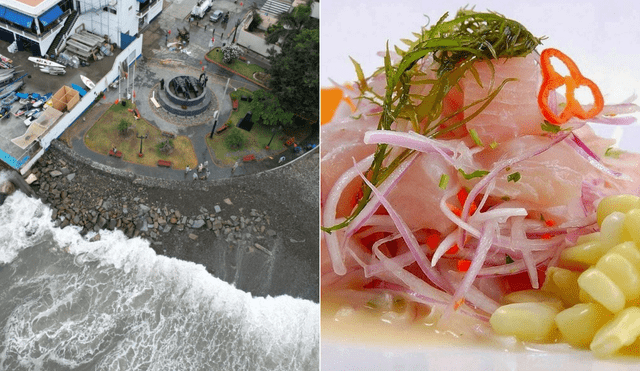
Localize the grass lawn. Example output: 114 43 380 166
206 48 266 85
84 100 198 170
206 89 287 166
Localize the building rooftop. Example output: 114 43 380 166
10 0 48 8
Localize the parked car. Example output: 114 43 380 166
210 10 224 22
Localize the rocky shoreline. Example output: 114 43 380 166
14 143 319 302
33 154 276 248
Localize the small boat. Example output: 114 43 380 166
0 91 18 105
80 75 95 90
0 73 26 91
40 67 66 76
28 57 65 69
0 80 24 99
0 71 14 84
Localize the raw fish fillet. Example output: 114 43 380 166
463 54 545 144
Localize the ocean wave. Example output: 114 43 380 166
0 192 319 370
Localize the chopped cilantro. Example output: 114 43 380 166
469 128 484 146
541 120 561 134
507 172 521 182
489 141 499 149
439 174 450 190
458 168 489 180
604 147 622 159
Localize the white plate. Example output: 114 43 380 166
322 340 640 370
320 0 640 368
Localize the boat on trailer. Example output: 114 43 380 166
28 57 65 69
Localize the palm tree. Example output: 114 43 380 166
265 1 318 46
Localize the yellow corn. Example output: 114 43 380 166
555 303 613 348
490 302 559 342
591 306 640 358
595 252 640 300
541 267 581 307
624 209 640 246
577 267 626 313
501 289 564 312
596 194 640 226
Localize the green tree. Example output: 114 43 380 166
118 119 131 136
265 2 318 46
267 28 318 122
225 127 247 150
248 89 294 127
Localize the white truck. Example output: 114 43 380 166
191 0 212 19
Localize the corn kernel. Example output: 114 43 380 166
490 302 559 342
597 195 640 226
541 267 581 307
578 267 626 313
502 289 564 312
591 306 640 357
624 209 640 246
609 241 640 270
560 240 608 267
555 303 613 348
600 211 626 248
596 252 640 300
576 232 601 245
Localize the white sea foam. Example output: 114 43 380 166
0 192 319 370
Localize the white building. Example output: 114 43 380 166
0 0 162 57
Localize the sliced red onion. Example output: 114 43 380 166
431 229 460 267
475 249 555 277
438 268 500 315
511 216 538 289
371 243 451 303
568 132 631 180
470 207 528 224
354 159 451 291
600 100 640 115
343 153 419 250
363 130 457 166
588 115 637 126
442 221 499 322
323 154 374 275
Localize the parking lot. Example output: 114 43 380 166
0 42 120 164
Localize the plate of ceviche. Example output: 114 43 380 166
321 7 640 370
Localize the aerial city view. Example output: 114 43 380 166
0 0 319 369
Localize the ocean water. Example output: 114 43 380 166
0 190 319 371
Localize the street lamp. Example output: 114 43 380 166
137 132 148 157
266 125 281 149
209 110 220 138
